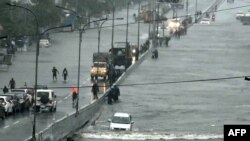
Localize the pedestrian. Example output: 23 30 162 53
177 29 181 39
159 37 163 46
71 86 78 108
52 66 59 81
109 65 116 87
107 90 113 105
165 36 171 47
2 86 9 93
24 82 27 88
135 47 139 61
112 85 120 102
62 68 68 81
9 78 16 89
91 81 99 100
152 48 158 59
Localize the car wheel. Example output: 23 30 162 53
35 106 40 112
1 115 5 120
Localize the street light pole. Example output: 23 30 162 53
126 1 129 45
56 5 95 115
5 3 39 141
152 0 156 47
97 17 123 54
137 0 141 49
97 20 108 54
186 0 189 15
111 1 115 54
195 0 198 23
156 3 159 37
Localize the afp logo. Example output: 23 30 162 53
224 125 250 141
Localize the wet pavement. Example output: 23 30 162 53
75 1 250 141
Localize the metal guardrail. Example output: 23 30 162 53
24 1 226 141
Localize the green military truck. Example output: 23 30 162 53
90 52 110 80
110 42 132 70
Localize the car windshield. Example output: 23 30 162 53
93 63 106 67
37 92 49 97
112 116 130 124
15 93 25 99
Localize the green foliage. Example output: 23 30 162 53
61 0 110 17
31 0 61 27
0 0 61 37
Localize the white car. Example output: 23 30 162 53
108 112 134 131
0 96 14 115
200 18 210 24
39 39 51 48
35 89 57 112
245 12 250 17
236 11 245 19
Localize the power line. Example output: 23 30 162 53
46 75 249 89
119 76 247 87
84 4 250 31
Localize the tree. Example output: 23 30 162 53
0 0 61 37
31 0 61 28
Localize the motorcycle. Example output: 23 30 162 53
131 46 139 60
212 14 215 21
151 49 158 59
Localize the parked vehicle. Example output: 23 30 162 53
1 93 21 113
200 18 211 24
14 87 34 105
35 89 57 112
108 112 134 131
39 39 51 48
0 95 14 116
9 92 30 112
235 11 245 20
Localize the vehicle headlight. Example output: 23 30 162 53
91 69 95 73
132 49 136 53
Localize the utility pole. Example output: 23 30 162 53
148 0 151 39
137 0 141 49
156 3 159 37
195 0 198 23
111 0 115 63
126 1 129 45
152 0 156 47
186 0 189 15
